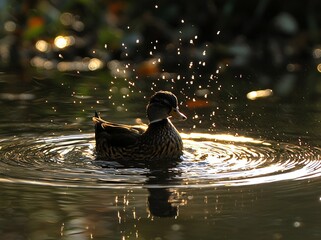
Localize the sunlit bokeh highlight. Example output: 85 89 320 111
30 56 104 72
88 58 104 71
4 21 16 32
246 89 273 100
35 40 50 52
54 35 75 49
313 48 321 59
60 12 73 26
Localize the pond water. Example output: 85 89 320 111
1 71 321 239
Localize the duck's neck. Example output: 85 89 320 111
149 118 169 124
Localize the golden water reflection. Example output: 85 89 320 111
181 132 268 145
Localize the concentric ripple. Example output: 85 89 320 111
0 133 320 188
180 133 321 186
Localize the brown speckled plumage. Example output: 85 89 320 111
93 91 186 161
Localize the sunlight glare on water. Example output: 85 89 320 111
181 133 321 186
0 132 320 188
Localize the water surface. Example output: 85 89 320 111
1 73 321 239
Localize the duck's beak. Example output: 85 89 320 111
169 107 187 121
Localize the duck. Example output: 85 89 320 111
93 91 187 161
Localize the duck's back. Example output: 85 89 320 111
95 118 183 161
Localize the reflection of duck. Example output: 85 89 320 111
93 91 187 161
148 188 178 217
146 161 182 217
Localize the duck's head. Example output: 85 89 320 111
147 91 187 123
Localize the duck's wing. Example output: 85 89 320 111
93 112 147 147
